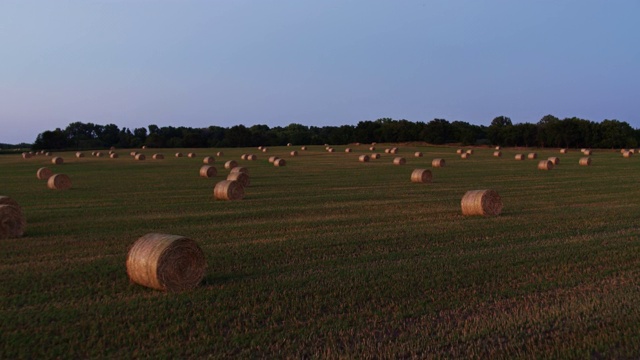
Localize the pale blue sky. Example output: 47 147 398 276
1 0 639 144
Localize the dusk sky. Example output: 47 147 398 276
1 1 639 144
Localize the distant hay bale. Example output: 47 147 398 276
384 148 390 154
327 148 335 153
369 146 376 151
247 154 257 161
45 152 51 156
203 156 214 164
390 147 398 154
108 150 115 155
95 152 103 157
287 143 292 146
91 151 97 156
345 148 352 153
150 153 163 160
262 148 268 153
371 153 380 159
199 165 217 178
466 149 473 155
431 158 445 168
268 156 279 163
175 152 183 158
76 152 85 158
359 155 370 162
456 149 463 154
493 151 502 157
411 169 432 183
461 189 502 216
495 146 501 150
110 153 119 159
216 151 224 157
623 151 633 158
51 157 63 165
188 153 196 158
414 152 423 157
514 154 524 160
258 146 264 150
548 157 560 165
537 160 553 170
214 180 244 200
620 149 627 154
135 154 146 161
47 174 72 190
629 149 635 154
126 233 206 292
21 152 32 159
371 142 377 145
579 157 591 166
527 153 537 159
0 203 25 239
274 159 286 166
583 150 592 156
230 167 249 175
227 172 250 187
240 154 248 160
393 157 406 165
461 153 469 159
130 151 138 156
581 148 587 153
142 146 147 149
290 151 298 156
301 146 307 151
224 160 238 170
560 148 567 154
36 167 53 180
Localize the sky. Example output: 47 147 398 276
1 0 639 144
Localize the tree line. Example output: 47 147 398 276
31 115 640 150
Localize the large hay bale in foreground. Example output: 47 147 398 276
393 157 406 165
411 169 432 183
199 165 217 178
0 203 25 239
51 157 63 165
514 154 524 160
461 189 502 216
135 154 146 161
528 153 537 160
47 174 72 190
548 157 560 165
274 159 286 166
126 233 206 292
214 180 244 200
203 156 214 164
431 158 445 168
36 167 53 180
227 172 250 187
224 160 238 170
359 155 370 162
538 160 553 170
579 157 591 166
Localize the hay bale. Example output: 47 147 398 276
175 152 183 158
461 153 469 159
538 160 553 170
461 189 502 216
230 167 249 175
188 153 196 158
327 148 335 153
495 146 501 150
247 154 257 161
203 156 214 164
268 156 279 163
110 153 119 159
274 159 286 166
91 151 97 156
152 153 164 160
290 151 298 156
583 150 592 156
21 152 32 159
135 154 146 161
224 160 238 170
384 148 390 154
581 148 587 153
371 153 380 159
51 157 63 165
456 149 463 154
287 143 292 146
301 146 307 151
45 152 52 156
371 142 377 145
345 148 352 153
258 146 264 150
411 169 432 183
214 180 244 200
227 172 250 187
623 151 632 158
390 148 398 154
393 157 406 165
415 152 423 157
36 167 53 180
0 203 25 239
199 165 217 178
431 158 445 168
548 157 560 165
240 154 248 160
579 157 591 166
369 146 376 151
359 155 370 162
514 154 524 160
262 148 268 153
527 153 537 159
620 149 627 154
130 151 138 157
126 233 206 292
560 148 567 154
216 151 224 157
493 151 502 157
142 146 147 149
95 152 104 157
76 152 85 158
630 149 636 154
47 174 72 190
0 196 21 209
466 149 473 155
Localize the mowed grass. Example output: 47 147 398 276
1 145 640 358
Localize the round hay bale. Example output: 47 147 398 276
456 149 463 154
110 153 119 159
227 172 250 187
461 189 502 216
224 160 238 170
514 154 524 160
537 160 553 170
262 148 268 153
548 157 560 165
110 146 116 150
240 154 248 160
230 166 249 175
91 151 97 156
274 159 286 167
21 152 32 159
76 152 85 158
247 154 257 161
258 146 264 150
581 148 587 153
175 152 183 158
371 142 377 145
620 149 627 154
461 153 469 159
415 152 423 158
301 146 307 151
583 150 592 156
188 153 196 158
130 151 138 157
268 156 279 163
135 154 146 161
560 148 567 154
359 155 370 162
287 143 292 146
431 158 445 168
345 148 352 153
371 153 380 160
95 152 104 157
466 149 473 155
355 142 360 146
493 151 502 157
290 151 298 156
384 148 390 154
45 152 52 156
527 153 537 160
0 204 25 239
0 196 21 209
142 146 147 149
410 169 432 183
623 151 632 158
390 148 398 154
579 157 591 166
495 146 501 150
203 156 214 164
216 151 224 157
327 148 335 153
152 153 164 160
630 149 636 154
126 233 206 292
369 146 376 151
393 157 406 165
47 174 72 190
51 157 63 165
36 167 53 180
214 180 244 200
199 165 217 178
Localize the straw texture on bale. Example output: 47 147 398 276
188 153 196 158
623 151 632 158
224 160 238 170
214 180 244 200
290 151 298 156
371 153 380 159
227 172 250 187
247 154 257 161
203 156 214 164
514 154 524 160
199 165 217 178
548 157 560 165
538 160 553 170
493 151 502 157
415 152 423 157
135 154 146 161
359 155 370 162
268 156 279 163
126 233 206 292
175 152 183 157
274 159 286 166
216 151 224 156
51 157 63 165
528 153 537 159
410 169 432 183
579 157 591 166
36 167 53 180
393 157 406 165
0 204 25 239
76 152 85 158
230 167 249 175
461 189 502 216
345 148 352 153
47 174 72 190
152 153 164 160
456 149 463 154
461 153 469 159
110 153 119 159
431 158 445 168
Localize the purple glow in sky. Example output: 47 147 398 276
1 0 639 144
